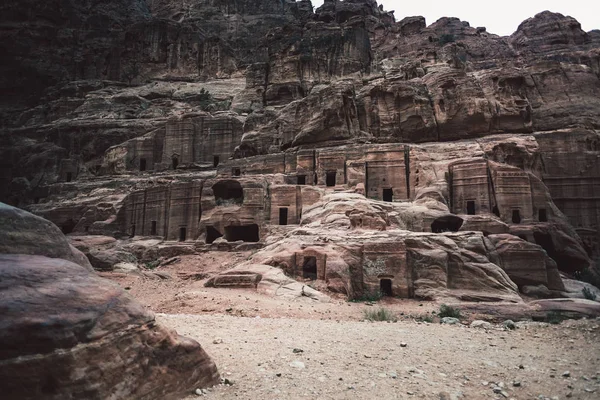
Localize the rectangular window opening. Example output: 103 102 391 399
326 171 336 187
151 221 157 235
279 208 288 225
539 209 547 222
213 155 220 167
382 188 393 202
139 158 147 171
297 175 306 185
179 227 187 242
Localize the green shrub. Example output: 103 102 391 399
144 260 160 270
438 304 461 319
351 289 384 303
546 311 566 324
582 287 597 301
364 308 396 322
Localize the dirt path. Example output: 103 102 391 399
159 314 600 400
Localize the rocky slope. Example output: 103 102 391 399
1 1 599 300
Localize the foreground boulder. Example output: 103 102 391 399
0 254 219 400
0 202 92 270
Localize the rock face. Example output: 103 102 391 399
0 253 219 399
2 1 600 299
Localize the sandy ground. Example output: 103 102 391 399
101 253 600 399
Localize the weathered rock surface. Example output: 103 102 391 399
0 202 92 270
0 253 219 400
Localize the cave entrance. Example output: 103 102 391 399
539 209 547 222
179 227 187 242
383 188 393 202
297 175 306 185
213 155 220 167
326 171 336 187
380 279 393 296
279 208 288 225
139 158 147 171
151 221 157 235
533 231 574 272
512 209 521 224
206 226 223 244
302 256 317 280
466 200 475 215
212 180 244 205
61 219 76 234
431 215 464 233
66 172 73 182
172 157 179 170
224 224 259 242
232 168 241 176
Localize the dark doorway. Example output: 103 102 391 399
139 158 147 171
151 221 157 235
279 208 288 225
326 171 336 187
206 226 223 244
533 231 575 272
224 224 259 242
212 180 244 205
431 215 464 233
297 175 306 185
130 224 136 238
66 172 73 182
512 210 521 224
61 219 76 234
539 209 547 222
233 168 241 176
213 155 220 167
179 227 187 242
380 279 393 296
302 256 317 280
466 200 475 215
383 188 393 202
172 157 179 169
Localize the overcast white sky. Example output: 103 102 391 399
311 0 599 36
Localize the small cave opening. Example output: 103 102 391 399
302 256 317 280
538 208 547 222
179 227 187 242
383 188 393 202
512 209 521 224
61 219 76 234
213 155 220 167
66 172 73 182
380 279 393 296
297 175 306 185
232 168 241 176
224 224 259 242
139 158 147 171
533 232 576 272
172 157 179 170
466 200 475 215
151 221 157 235
206 226 223 244
431 215 464 233
279 207 288 225
212 180 244 205
326 171 336 187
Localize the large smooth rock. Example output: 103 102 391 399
0 254 219 400
0 202 92 270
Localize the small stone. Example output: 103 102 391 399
389 371 398 379
212 338 223 344
519 364 525 369
293 348 304 353
195 388 202 396
400 342 408 347
289 360 305 369
470 320 492 329
512 381 521 387
441 317 460 325
562 371 570 377
276 373 282 377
